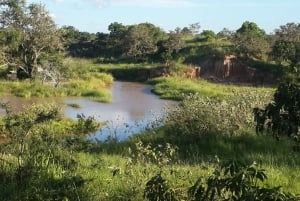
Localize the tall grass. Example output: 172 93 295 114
0 58 114 102
149 76 274 100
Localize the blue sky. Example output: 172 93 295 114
27 0 300 34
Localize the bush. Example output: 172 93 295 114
0 103 101 200
188 161 299 201
166 92 271 138
254 82 300 147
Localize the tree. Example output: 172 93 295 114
271 40 297 64
189 22 201 35
274 22 300 42
162 28 185 64
0 1 62 79
124 23 163 59
94 32 110 58
108 22 127 57
60 25 81 45
233 21 269 59
254 82 300 145
200 30 216 41
270 23 300 78
217 28 234 40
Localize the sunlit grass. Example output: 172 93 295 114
0 71 113 102
149 76 275 100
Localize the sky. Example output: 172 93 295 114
27 0 300 34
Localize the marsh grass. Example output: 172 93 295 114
0 73 113 102
67 103 81 108
149 76 274 100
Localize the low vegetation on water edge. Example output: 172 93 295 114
148 76 275 101
0 58 113 102
0 80 299 200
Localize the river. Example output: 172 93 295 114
0 81 176 141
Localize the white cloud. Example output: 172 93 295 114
81 0 200 8
53 0 64 4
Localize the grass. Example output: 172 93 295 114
74 127 300 200
0 58 298 199
0 59 114 102
148 76 275 100
0 80 112 102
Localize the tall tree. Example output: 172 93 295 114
271 23 300 66
233 21 269 60
0 0 62 79
274 22 300 42
270 23 300 80
162 27 185 64
108 22 127 57
124 23 164 59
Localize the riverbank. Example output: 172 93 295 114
148 76 275 100
0 58 299 200
0 58 114 102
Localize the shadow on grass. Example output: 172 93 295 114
85 127 300 168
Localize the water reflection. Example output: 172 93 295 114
0 81 176 141
65 81 176 141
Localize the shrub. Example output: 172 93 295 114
166 92 271 138
0 103 101 200
188 161 300 201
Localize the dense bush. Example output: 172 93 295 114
165 91 271 138
254 82 300 149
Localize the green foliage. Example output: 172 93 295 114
0 1 62 79
130 141 178 167
200 30 217 41
166 91 271 138
254 82 300 145
0 58 114 102
150 76 273 101
0 103 103 200
233 21 269 59
188 161 299 201
73 114 101 136
124 23 166 60
144 173 177 201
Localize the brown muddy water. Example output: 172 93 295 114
0 81 176 141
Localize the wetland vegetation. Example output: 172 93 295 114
0 1 300 200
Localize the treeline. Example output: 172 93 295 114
1 0 300 82
61 21 300 65
59 20 300 83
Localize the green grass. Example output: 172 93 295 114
0 58 298 199
77 128 300 198
71 135 300 200
149 76 275 100
0 58 114 101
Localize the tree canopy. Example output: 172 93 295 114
0 0 62 79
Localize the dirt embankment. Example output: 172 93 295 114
184 55 277 85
